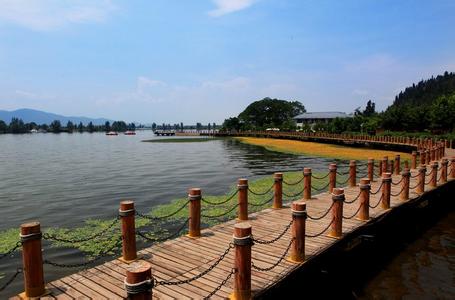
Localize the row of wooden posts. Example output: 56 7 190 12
16 154 455 299
230 130 453 150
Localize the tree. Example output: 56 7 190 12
363 100 376 117
180 122 184 132
105 121 111 132
87 122 94 133
66 121 74 132
112 121 128 132
237 97 305 130
9 118 27 133
151 123 157 131
208 123 211 131
222 117 242 131
196 122 202 131
0 120 8 133
78 122 84 132
50 120 62 133
430 93 455 131
212 123 216 131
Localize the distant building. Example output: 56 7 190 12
293 111 351 128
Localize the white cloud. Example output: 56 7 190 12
0 0 116 31
208 0 257 17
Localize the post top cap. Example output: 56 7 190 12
382 172 392 178
20 221 40 235
360 178 370 184
304 167 312 172
274 172 283 177
188 188 201 195
126 261 152 274
238 178 248 184
292 201 306 211
120 200 134 210
332 188 344 195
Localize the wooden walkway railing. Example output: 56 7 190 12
2 143 454 299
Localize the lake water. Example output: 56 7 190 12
1 132 453 297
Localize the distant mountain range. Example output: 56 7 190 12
0 108 112 125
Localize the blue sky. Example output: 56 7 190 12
0 0 454 123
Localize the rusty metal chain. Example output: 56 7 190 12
248 195 274 207
311 172 330 180
344 191 361 204
43 217 119 243
311 181 330 192
44 236 122 268
136 200 190 220
136 218 190 243
369 182 384 195
203 268 236 299
0 268 22 292
253 219 293 245
391 177 404 186
390 185 406 197
282 188 304 198
343 205 362 219
155 243 234 286
0 241 21 260
307 201 335 221
201 190 238 205
305 218 334 238
369 195 384 209
409 179 421 190
201 203 239 219
251 238 295 272
248 184 274 196
336 175 352 185
283 176 303 186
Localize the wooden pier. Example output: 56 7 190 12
6 141 454 299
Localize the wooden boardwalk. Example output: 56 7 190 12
11 158 453 299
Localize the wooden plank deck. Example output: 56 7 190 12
11 158 453 299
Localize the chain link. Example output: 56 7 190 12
201 203 239 219
283 176 303 186
44 236 122 268
43 217 119 243
391 177 404 186
369 182 384 195
307 201 335 221
156 243 234 286
136 200 190 220
282 188 304 198
136 218 190 243
203 268 236 299
248 184 274 196
409 179 421 190
201 190 238 205
253 219 293 244
369 195 384 209
343 205 362 219
311 172 330 180
344 191 361 204
336 170 351 176
251 238 294 272
390 185 406 197
0 268 22 292
336 175 352 185
305 218 334 238
311 181 330 192
248 195 274 207
0 241 21 260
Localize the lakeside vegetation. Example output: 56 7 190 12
142 137 223 143
236 137 412 160
0 169 345 257
222 72 455 140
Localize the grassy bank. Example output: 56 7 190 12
236 137 412 161
142 137 223 143
0 169 346 257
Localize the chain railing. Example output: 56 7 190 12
283 176 303 186
251 238 295 272
305 218 334 238
136 218 190 243
336 175 351 185
44 236 122 268
409 179 421 190
252 220 293 244
369 195 384 209
248 195 274 207
391 177 404 186
201 190 238 205
306 202 335 220
311 181 330 192
0 268 22 292
390 185 406 197
369 182 384 195
201 203 239 219
248 184 274 196
155 243 233 286
0 241 21 260
344 191 361 204
203 268 236 300
311 172 330 180
43 217 119 243
343 205 362 219
136 200 190 220
282 188 304 198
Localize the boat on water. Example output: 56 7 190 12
106 131 118 136
124 131 136 135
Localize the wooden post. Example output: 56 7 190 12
411 151 417 169
382 156 388 173
358 179 370 221
238 179 248 221
389 160 394 175
329 188 344 238
329 163 337 193
119 200 137 262
273 173 283 209
430 161 438 188
404 160 409 170
420 150 426 165
440 159 448 183
400 169 410 201
425 150 430 166
349 160 356 187
394 155 400 175
378 160 383 176
417 165 426 194
233 223 252 300
289 201 306 262
381 173 391 209
188 188 201 237
451 158 455 180
368 158 374 182
303 168 311 200
430 148 435 161
20 222 45 298
124 261 153 300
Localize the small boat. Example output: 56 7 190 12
124 131 136 135
106 131 118 136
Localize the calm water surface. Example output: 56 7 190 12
1 132 453 297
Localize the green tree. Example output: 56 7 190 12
237 97 305 130
363 100 376 117
105 121 111 132
9 118 27 133
0 120 8 133
430 93 455 131
208 123 211 131
196 122 202 131
222 117 242 131
180 122 184 132
66 121 74 132
50 120 62 133
87 122 94 133
78 122 84 132
151 122 157 131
